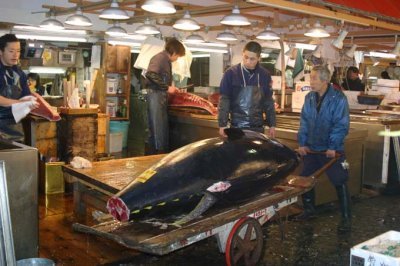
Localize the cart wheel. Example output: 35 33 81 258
225 217 264 266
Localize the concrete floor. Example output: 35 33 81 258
39 189 400 265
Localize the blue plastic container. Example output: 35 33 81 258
109 121 130 148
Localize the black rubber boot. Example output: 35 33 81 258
295 189 316 221
336 184 352 232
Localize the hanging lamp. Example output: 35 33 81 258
216 30 238 41
173 11 200 31
256 24 279 40
304 21 330 38
184 34 205 43
141 0 176 14
220 5 250 26
99 0 129 20
40 12 64 30
65 7 92 27
106 22 127 37
135 18 160 35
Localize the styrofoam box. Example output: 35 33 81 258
291 91 310 112
376 78 400 88
371 85 399 94
350 230 400 266
109 132 123 153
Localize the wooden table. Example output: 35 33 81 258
62 154 165 216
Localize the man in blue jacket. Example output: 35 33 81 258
297 65 351 232
218 41 276 137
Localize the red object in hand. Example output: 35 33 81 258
168 92 218 115
30 92 61 121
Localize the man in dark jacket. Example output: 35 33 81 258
0 34 38 142
297 65 351 232
144 38 185 154
342 66 365 91
218 41 276 137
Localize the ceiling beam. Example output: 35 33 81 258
247 0 400 31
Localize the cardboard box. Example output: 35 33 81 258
291 91 310 112
109 132 123 153
350 230 400 266
41 162 65 194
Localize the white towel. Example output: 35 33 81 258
134 36 164 71
11 96 37 123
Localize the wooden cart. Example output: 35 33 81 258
63 156 315 266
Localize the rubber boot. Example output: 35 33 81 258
336 184 352 232
295 189 316 221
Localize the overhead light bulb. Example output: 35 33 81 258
220 5 251 26
106 22 127 37
141 0 176 14
173 11 200 31
99 0 129 20
216 30 238 41
256 24 279 41
331 29 348 49
65 7 92 27
135 18 160 35
40 13 64 30
304 21 330 38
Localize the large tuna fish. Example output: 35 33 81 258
107 129 299 225
168 92 218 115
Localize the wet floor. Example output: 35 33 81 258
39 190 400 266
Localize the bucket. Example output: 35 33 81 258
17 258 55 266
106 102 116 117
107 78 118 94
109 121 130 148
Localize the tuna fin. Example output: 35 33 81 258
224 128 245 141
172 192 217 228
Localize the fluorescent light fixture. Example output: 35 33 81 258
187 47 227 53
173 11 200 31
260 53 270 58
192 42 227 48
108 40 141 47
29 66 66 74
135 18 160 35
331 29 348 49
192 53 210 58
106 22 127 37
256 25 279 41
304 21 330 38
65 7 93 27
14 25 86 35
294 43 317 50
141 0 176 14
368 51 397 59
184 34 205 43
216 30 238 41
99 0 129 20
131 49 141 53
16 34 87 42
220 5 251 26
40 15 64 30
122 34 147 41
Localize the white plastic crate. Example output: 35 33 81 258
109 132 123 153
350 230 400 266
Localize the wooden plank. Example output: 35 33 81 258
58 107 98 115
63 155 165 194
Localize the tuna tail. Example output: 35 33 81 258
172 192 217 227
224 128 245 141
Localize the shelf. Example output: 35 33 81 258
106 93 127 97
110 117 129 121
